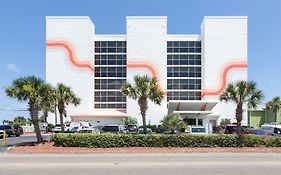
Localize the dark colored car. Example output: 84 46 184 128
102 125 127 133
0 125 21 137
156 125 164 133
127 124 139 134
247 128 270 136
13 125 24 135
224 125 248 134
137 128 153 134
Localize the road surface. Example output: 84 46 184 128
0 134 50 152
1 153 281 175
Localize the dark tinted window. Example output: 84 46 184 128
102 126 119 132
0 125 12 129
192 128 205 133
250 129 267 135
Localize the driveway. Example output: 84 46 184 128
0 133 51 152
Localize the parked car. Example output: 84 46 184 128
53 124 67 133
0 129 5 139
224 125 248 134
13 125 24 135
260 124 281 136
102 124 127 133
78 127 100 134
137 128 153 134
126 124 139 134
247 128 270 136
156 125 164 133
185 125 206 134
69 122 91 133
0 125 20 137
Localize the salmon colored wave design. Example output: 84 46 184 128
127 62 158 79
46 40 166 94
46 40 94 72
127 62 167 95
46 40 246 97
201 63 248 97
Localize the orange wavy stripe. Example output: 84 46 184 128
46 40 166 94
127 62 167 94
201 63 248 97
46 40 246 97
46 40 95 72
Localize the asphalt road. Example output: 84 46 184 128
0 134 50 152
1 153 281 175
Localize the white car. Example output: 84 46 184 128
260 123 281 136
185 125 206 134
69 122 91 133
0 129 5 139
53 124 68 133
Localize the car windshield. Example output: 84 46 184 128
250 130 267 135
102 126 119 132
191 128 205 133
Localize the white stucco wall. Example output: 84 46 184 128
126 16 168 124
201 16 248 125
46 16 95 124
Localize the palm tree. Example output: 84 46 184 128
55 83 81 132
40 85 57 124
121 75 164 134
6 76 48 143
219 81 263 129
266 96 281 121
162 114 186 133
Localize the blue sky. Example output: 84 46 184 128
0 0 281 121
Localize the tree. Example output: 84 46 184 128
162 114 186 132
55 83 81 132
220 119 231 126
121 75 164 134
220 81 263 129
13 116 27 125
266 96 281 121
123 116 138 125
6 76 50 143
40 85 57 124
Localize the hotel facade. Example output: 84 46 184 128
46 16 248 128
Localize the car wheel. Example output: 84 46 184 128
16 134 20 137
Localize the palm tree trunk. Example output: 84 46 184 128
235 103 243 133
54 106 58 125
29 101 43 143
138 97 148 134
59 111 65 133
43 110 48 123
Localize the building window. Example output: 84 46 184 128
167 41 202 102
94 41 127 109
167 41 201 53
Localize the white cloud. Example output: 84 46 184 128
6 63 21 73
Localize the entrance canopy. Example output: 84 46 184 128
168 100 218 115
71 109 129 120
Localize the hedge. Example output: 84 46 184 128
51 133 281 148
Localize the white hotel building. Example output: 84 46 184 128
46 16 248 128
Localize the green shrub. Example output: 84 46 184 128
51 133 281 148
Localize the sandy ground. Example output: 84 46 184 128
7 142 281 154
